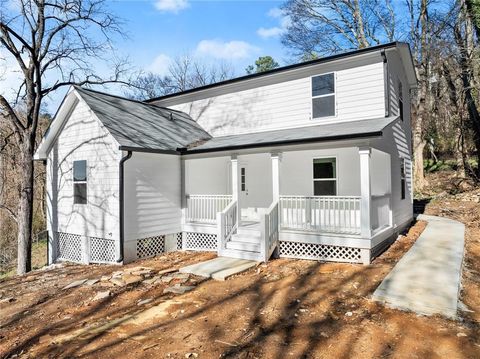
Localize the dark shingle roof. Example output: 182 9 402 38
75 86 211 153
185 116 398 153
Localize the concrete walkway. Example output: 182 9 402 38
180 257 258 281
372 214 465 318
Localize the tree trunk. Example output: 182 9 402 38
16 138 34 275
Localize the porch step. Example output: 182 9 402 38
226 240 260 252
231 232 261 244
220 248 263 262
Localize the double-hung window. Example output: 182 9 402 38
398 80 404 121
73 160 87 204
311 73 335 119
400 158 406 200
313 158 337 196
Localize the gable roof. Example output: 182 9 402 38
34 86 212 159
147 41 416 104
74 87 211 153
184 116 398 154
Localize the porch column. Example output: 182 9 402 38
359 147 372 238
231 156 238 201
231 156 240 225
271 153 280 202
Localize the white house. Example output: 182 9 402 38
34 42 416 265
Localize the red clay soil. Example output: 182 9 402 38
1 193 480 358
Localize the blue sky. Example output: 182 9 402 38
1 0 292 112
112 0 289 76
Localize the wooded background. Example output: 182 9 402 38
1 0 479 274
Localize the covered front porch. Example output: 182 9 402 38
180 144 393 264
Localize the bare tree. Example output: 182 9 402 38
0 0 130 274
129 54 234 100
281 0 397 57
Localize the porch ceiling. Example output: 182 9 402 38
185 116 398 154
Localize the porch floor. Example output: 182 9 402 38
372 214 465 318
179 257 258 281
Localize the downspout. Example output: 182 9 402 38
381 50 390 117
118 150 132 263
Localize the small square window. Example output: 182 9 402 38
312 96 335 118
73 160 87 205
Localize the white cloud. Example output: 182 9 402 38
257 7 291 39
154 0 189 13
268 7 283 18
147 53 172 75
195 40 259 60
257 27 284 39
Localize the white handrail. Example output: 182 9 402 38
279 195 361 235
217 200 238 253
186 194 232 224
260 201 279 262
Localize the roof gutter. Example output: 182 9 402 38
181 131 384 155
118 150 132 263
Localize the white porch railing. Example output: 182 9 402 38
217 200 238 252
371 194 391 232
186 194 232 224
279 195 361 235
260 201 279 261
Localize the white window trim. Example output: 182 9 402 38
310 72 337 120
73 160 88 205
312 156 338 196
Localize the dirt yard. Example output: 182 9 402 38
1 173 479 358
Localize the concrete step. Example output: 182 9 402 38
220 248 263 262
231 232 261 244
226 240 260 252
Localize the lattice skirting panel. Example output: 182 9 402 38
90 237 117 263
175 232 183 250
183 232 218 251
279 241 362 263
53 232 118 264
56 232 83 263
136 235 165 259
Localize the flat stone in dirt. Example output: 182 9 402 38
180 257 258 281
163 285 195 294
92 291 110 301
110 278 126 287
85 279 99 286
122 274 143 285
63 279 87 290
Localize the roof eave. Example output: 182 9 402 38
183 131 384 155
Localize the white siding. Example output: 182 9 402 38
281 147 361 196
46 100 121 245
124 152 181 242
185 156 231 195
156 60 385 137
372 50 413 228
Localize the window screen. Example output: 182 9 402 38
313 158 337 196
312 73 335 118
73 160 87 204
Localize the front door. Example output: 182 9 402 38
239 163 249 207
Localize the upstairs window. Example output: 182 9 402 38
400 158 406 200
311 73 335 119
398 80 404 121
313 158 337 196
73 160 87 204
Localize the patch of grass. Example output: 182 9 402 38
0 239 47 279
